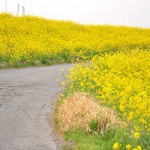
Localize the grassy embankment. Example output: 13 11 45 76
55 51 150 150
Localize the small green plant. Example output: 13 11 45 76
88 119 99 133
101 127 116 141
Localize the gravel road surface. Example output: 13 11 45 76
0 64 72 150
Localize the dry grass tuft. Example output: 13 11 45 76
57 92 121 133
89 105 121 134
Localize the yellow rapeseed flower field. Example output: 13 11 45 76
0 13 150 67
65 50 150 149
67 51 150 131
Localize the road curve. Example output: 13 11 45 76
0 64 72 150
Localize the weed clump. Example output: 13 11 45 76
57 92 121 134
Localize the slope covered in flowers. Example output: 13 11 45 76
0 13 150 67
63 50 150 149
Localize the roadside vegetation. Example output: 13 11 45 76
55 51 150 150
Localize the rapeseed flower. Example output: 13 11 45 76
137 146 142 150
126 144 131 150
113 142 120 150
134 132 140 139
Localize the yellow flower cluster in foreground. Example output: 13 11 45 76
113 143 142 150
0 13 150 66
67 50 150 132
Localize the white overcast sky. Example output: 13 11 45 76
0 0 150 28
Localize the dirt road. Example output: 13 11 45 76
0 64 72 150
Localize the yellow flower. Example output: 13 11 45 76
62 82 65 86
137 146 142 150
120 104 125 111
60 94 64 97
134 132 140 139
113 143 120 150
80 82 84 86
126 144 131 150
